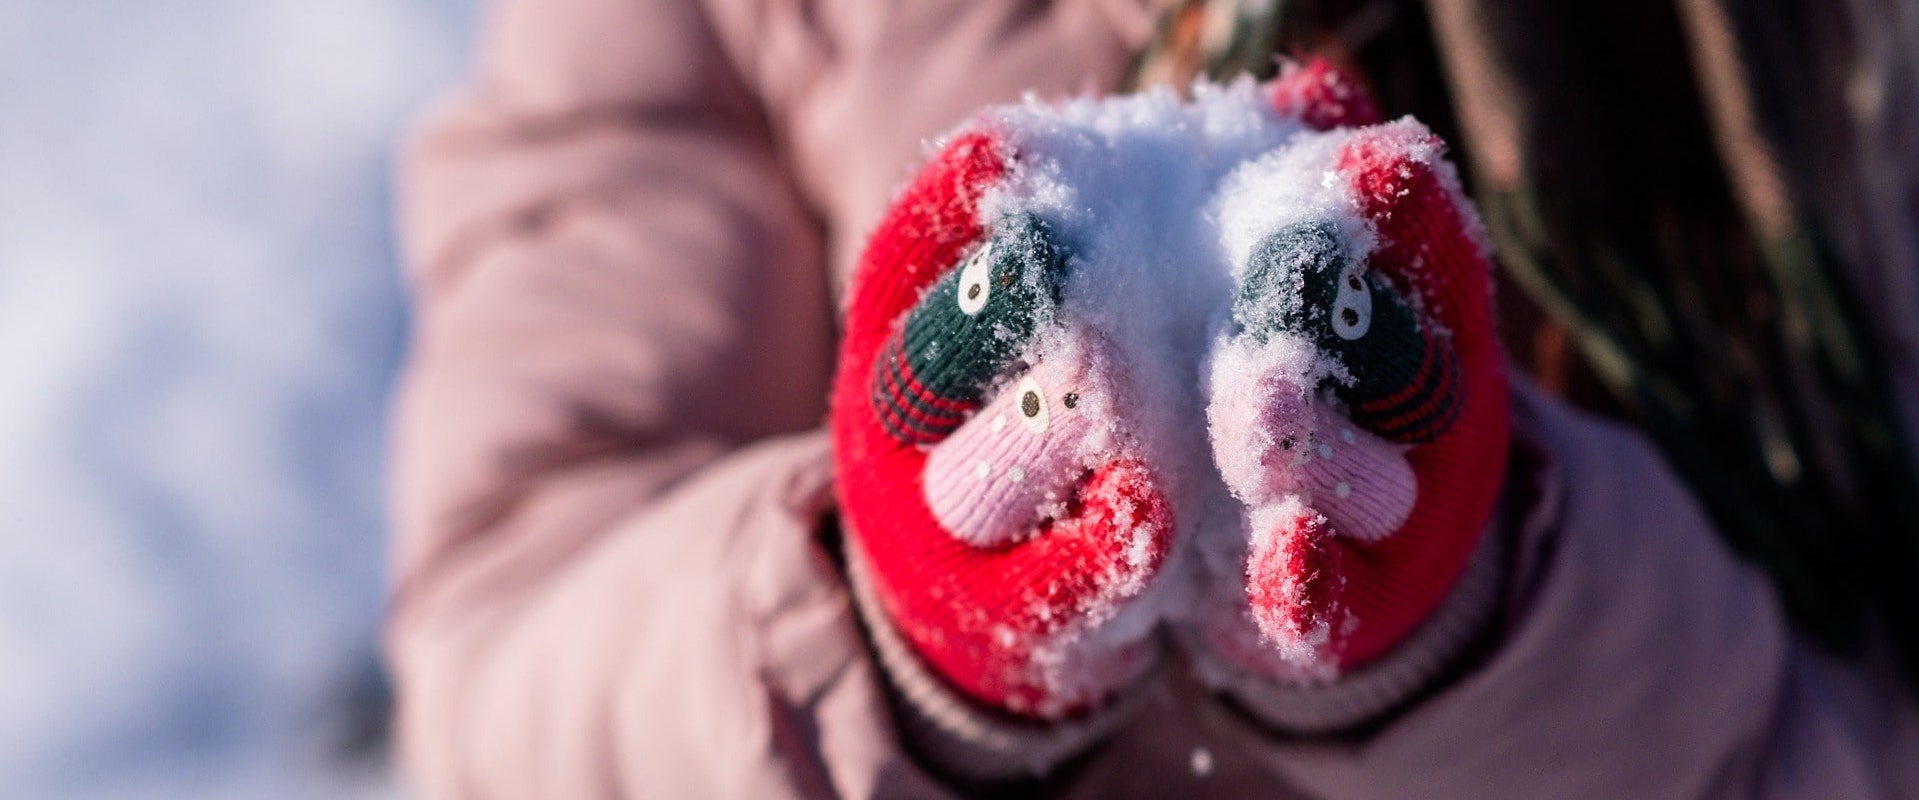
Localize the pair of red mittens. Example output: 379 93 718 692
831 61 1508 721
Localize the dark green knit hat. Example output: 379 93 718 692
873 212 1070 444
1235 222 1461 443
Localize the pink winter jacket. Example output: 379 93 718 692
389 0 1919 796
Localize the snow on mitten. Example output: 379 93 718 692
832 131 1174 719
1268 57 1381 132
1202 68 1510 683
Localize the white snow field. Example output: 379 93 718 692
0 2 476 797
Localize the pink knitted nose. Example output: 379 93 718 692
1290 399 1416 541
1210 349 1416 542
923 353 1101 548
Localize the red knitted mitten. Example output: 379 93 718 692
832 131 1174 719
1200 66 1511 680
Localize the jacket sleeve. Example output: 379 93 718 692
385 0 944 796
1219 386 1919 799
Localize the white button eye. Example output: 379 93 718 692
1015 376 1050 434
956 241 994 316
1331 264 1373 341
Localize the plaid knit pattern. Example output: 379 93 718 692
1345 318 1462 444
871 335 973 444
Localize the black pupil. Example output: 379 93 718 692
1348 274 1363 291
1062 392 1078 409
966 283 982 300
1342 307 1361 327
1021 391 1041 417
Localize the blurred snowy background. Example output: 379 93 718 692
0 1 478 797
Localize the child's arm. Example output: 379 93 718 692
386 0 901 795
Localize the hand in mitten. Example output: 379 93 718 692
1197 65 1511 691
833 132 1174 719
